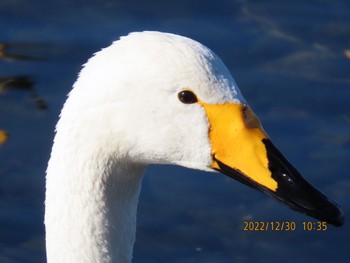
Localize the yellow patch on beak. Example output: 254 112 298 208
199 101 278 191
197 100 343 226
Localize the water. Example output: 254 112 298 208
0 0 349 262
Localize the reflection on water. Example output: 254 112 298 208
0 43 46 61
0 41 48 110
0 42 48 147
0 75 47 110
0 75 34 91
0 130 9 144
345 50 350 59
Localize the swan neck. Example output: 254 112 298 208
45 148 145 263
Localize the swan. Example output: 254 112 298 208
45 31 344 263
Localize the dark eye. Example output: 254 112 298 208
178 90 198 104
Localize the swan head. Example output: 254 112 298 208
60 31 343 226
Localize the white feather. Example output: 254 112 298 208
45 31 245 263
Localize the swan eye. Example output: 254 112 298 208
178 90 198 104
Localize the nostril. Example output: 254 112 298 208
242 105 261 129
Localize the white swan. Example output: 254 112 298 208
45 31 343 263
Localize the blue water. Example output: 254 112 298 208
0 0 349 262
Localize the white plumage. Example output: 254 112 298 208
45 31 245 263
45 31 343 263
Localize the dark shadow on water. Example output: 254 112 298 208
0 42 50 145
0 43 48 61
0 75 47 110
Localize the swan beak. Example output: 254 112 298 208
200 102 344 227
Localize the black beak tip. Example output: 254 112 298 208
263 139 345 227
305 198 345 227
214 139 345 228
329 205 344 227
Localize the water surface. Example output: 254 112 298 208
0 1 349 262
